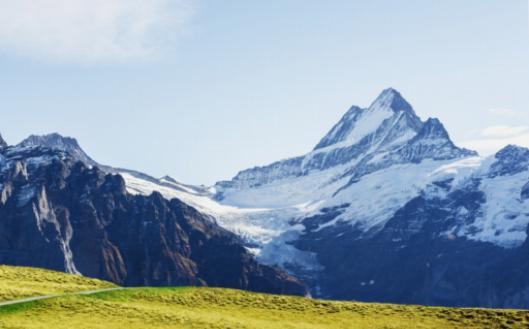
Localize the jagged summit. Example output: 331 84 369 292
20 133 78 148
219 88 478 195
415 118 450 140
369 88 415 114
18 133 96 166
495 144 529 159
0 133 7 148
314 88 420 151
391 117 477 164
489 144 529 178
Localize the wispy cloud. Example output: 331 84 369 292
0 0 195 63
460 125 529 156
486 108 517 117
480 125 529 138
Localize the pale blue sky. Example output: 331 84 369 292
1 0 528 184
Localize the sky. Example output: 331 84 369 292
0 0 528 185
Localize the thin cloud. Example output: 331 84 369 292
480 125 529 138
0 0 195 63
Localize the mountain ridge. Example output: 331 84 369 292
4 88 529 308
215 89 476 201
0 142 307 296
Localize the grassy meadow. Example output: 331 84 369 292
0 266 528 328
0 265 116 302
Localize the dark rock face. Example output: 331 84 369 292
0 146 306 296
0 134 7 148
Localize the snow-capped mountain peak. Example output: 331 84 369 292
217 88 475 194
368 87 414 114
18 133 96 166
488 144 529 178
314 88 420 151
415 118 449 140
386 117 477 165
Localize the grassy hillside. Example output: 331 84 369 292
1 285 528 329
0 265 116 302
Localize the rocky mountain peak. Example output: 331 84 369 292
392 117 477 164
20 133 79 149
224 89 478 192
415 118 450 140
314 89 419 151
489 145 529 178
369 88 415 114
495 144 529 160
0 133 7 148
18 133 96 166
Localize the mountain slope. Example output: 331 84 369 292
208 89 529 307
0 144 306 296
295 147 529 305
210 89 478 246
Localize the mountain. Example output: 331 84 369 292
19 133 98 166
0 143 306 296
294 145 529 306
6 88 529 308
215 89 474 194
209 89 529 308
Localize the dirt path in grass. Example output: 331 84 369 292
0 288 124 308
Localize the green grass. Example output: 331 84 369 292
0 265 116 302
0 266 528 328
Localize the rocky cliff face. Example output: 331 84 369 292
0 145 306 296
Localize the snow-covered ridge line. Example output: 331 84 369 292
5 88 529 262
215 88 473 201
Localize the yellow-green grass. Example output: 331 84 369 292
1 286 528 329
0 265 116 302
